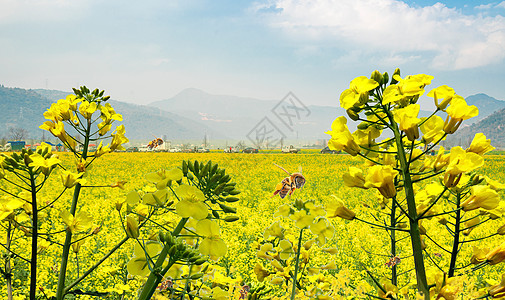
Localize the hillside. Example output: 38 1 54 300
3 85 504 147
447 107 505 149
0 85 53 140
149 88 348 141
465 93 505 124
0 86 227 142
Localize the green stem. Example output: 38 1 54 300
55 119 91 300
137 217 189 300
448 193 461 277
29 172 38 300
6 222 13 300
387 109 429 299
390 198 397 286
290 228 304 300
63 236 129 294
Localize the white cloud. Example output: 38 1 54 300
475 3 494 10
253 0 505 70
497 1 505 9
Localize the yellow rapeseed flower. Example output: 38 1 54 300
364 165 398 198
175 185 208 220
393 104 421 141
339 76 379 109
343 167 367 189
60 209 93 233
444 95 478 134
467 133 495 156
420 115 445 144
326 116 361 156
427 85 455 110
126 241 163 277
461 185 500 211
196 219 227 259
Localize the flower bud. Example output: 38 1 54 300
346 108 360 121
224 216 240 222
371 70 383 85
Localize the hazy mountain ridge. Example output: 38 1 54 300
0 86 227 142
149 88 346 140
464 93 505 124
2 85 504 147
448 107 505 148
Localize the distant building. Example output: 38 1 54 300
7 141 26 151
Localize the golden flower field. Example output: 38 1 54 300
2 150 505 299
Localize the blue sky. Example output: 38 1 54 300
1 0 504 109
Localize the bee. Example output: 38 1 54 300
147 137 164 150
385 255 401 268
272 163 306 199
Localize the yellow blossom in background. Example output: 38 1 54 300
125 214 139 238
257 243 275 260
310 218 335 245
254 262 270 282
487 242 505 265
488 274 505 298
467 133 495 156
0 196 25 221
274 204 291 218
263 221 285 240
486 177 505 191
305 202 326 217
60 209 93 233
471 246 490 264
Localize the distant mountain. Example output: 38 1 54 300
3 84 504 147
149 88 346 141
447 107 505 149
0 85 53 140
465 93 505 124
0 86 227 142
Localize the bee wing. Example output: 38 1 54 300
274 163 291 175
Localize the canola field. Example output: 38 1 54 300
2 151 505 299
